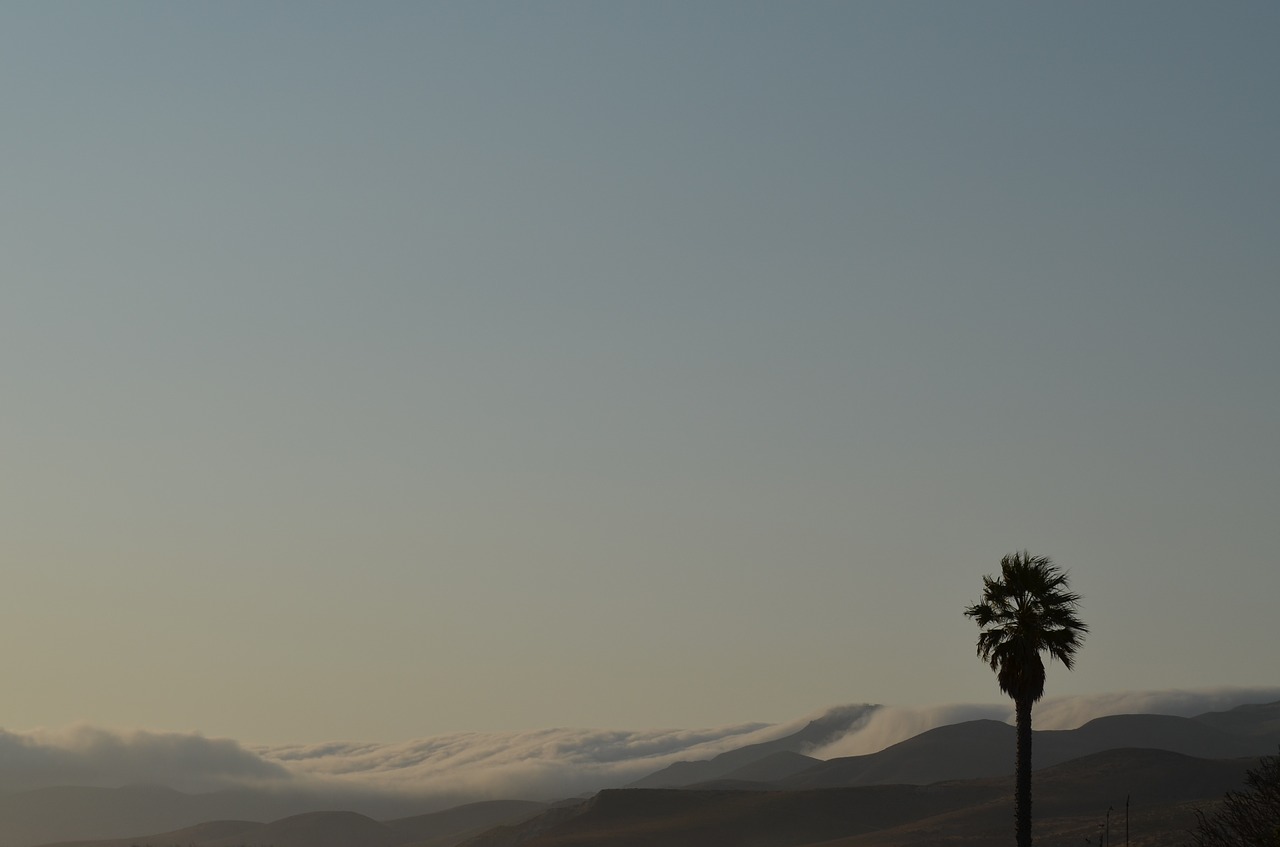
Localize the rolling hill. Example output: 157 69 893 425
629 700 1280 791
38 801 549 847
44 750 1254 847
778 710 1274 790
625 704 877 789
25 700 1280 847
460 749 1257 847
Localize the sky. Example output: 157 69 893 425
2 2 1277 748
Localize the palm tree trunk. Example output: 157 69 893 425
1015 695 1034 847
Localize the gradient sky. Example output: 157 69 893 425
2 2 1277 745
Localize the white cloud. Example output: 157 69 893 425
0 725 289 792
257 719 800 800
1 687 1274 801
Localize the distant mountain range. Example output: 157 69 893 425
630 699 1280 789
36 801 549 847
12 700 1279 847
462 748 1260 847
625 703 877 789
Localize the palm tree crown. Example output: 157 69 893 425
964 551 1087 703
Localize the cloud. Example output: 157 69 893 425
2 688 1274 801
0 714 803 800
254 705 888 801
0 725 290 792
257 718 802 800
812 703 1010 758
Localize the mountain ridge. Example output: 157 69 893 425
458 748 1259 847
19 699 1280 847
625 704 878 789
630 699 1280 792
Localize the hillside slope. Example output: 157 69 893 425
463 749 1255 847
781 710 1275 789
626 704 877 788
37 801 550 847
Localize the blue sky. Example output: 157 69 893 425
2 2 1277 744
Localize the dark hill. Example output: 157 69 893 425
39 813 403 847
1042 712 1266 760
780 711 1275 789
1 783 434 847
386 800 548 846
463 749 1256 847
626 704 877 789
23 701 1280 847
205 811 402 847
460 785 988 847
0 786 288 847
821 748 1257 847
713 751 822 784
40 820 263 847
1193 699 1280 740
36 801 556 847
782 719 1014 788
629 704 1279 794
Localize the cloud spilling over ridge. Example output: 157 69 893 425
0 725 289 792
2 688 1275 799
0 715 803 799
811 702 1010 758
258 718 807 800
1034 686 1280 731
812 686 1280 759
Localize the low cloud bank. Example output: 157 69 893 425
0 725 289 792
259 719 802 800
3 687 1275 800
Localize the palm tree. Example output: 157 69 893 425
964 552 1087 847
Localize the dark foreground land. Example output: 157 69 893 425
457 748 1254 847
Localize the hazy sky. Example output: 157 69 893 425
3 2 1277 745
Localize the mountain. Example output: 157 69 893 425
385 800 550 847
710 751 823 784
0 783 452 847
1044 712 1270 759
21 700 1280 847
461 749 1256 847
824 748 1260 847
782 718 1014 788
206 812 401 847
627 700 1280 792
38 802 550 847
1193 699 1280 739
0 786 291 847
47 750 1256 847
781 711 1274 790
40 821 263 847
44 812 403 847
459 785 982 847
625 704 877 789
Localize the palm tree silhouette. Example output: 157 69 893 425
964 552 1087 847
